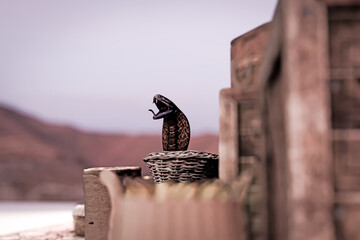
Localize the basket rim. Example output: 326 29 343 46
143 150 219 161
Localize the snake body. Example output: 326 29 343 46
149 94 190 151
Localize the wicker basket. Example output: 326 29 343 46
143 150 218 183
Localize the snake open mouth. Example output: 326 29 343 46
148 94 175 120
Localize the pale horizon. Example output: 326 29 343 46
0 0 277 134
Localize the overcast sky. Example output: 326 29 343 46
0 0 277 135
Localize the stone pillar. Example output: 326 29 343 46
219 89 239 182
83 166 141 240
219 23 271 183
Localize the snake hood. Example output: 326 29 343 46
149 94 190 151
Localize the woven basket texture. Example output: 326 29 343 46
143 150 219 183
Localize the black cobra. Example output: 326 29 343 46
149 94 190 151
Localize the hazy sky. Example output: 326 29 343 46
0 0 277 134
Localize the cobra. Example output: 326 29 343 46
149 94 190 151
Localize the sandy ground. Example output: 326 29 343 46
0 202 78 236
1 223 84 240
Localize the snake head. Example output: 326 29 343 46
149 94 179 120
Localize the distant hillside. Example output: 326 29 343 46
0 105 218 201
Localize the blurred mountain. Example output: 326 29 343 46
0 105 218 201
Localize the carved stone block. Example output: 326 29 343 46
83 166 141 240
